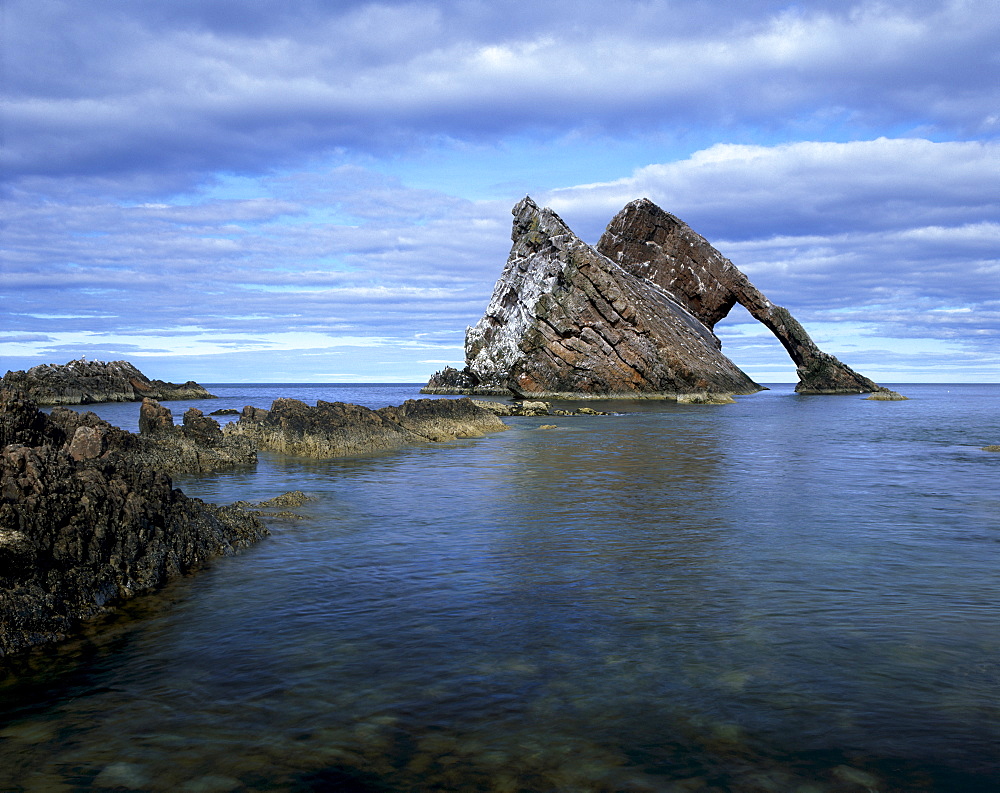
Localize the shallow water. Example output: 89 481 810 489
8 383 1000 791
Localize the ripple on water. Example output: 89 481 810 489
7 384 1000 791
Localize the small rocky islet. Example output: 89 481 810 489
2 196 917 658
0 358 215 405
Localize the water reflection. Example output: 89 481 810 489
4 385 1000 791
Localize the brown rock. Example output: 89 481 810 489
424 197 760 400
132 400 255 474
139 397 175 435
596 199 888 395
227 397 507 457
66 425 109 461
424 197 896 399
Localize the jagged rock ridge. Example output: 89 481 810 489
0 390 266 658
226 397 508 457
425 197 893 398
0 359 215 405
426 198 761 399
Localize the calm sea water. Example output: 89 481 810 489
7 383 1000 792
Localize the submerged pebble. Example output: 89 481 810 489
93 761 151 790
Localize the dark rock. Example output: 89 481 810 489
596 199 890 395
131 399 256 474
182 407 224 443
227 397 507 457
209 408 240 416
425 197 761 400
240 405 271 423
0 391 50 447
422 366 484 395
376 398 509 442
425 197 897 399
139 397 176 435
0 359 216 405
0 391 266 659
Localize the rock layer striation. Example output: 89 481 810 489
596 199 888 395
426 198 761 398
0 359 215 405
425 197 891 398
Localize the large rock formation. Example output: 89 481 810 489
596 199 887 395
226 397 507 457
424 197 892 398
0 390 266 659
426 198 762 399
0 359 215 405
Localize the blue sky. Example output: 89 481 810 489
3 0 998 383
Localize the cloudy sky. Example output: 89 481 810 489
3 0 998 384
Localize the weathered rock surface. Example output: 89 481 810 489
0 390 266 659
0 359 215 405
226 397 508 457
10 398 255 477
233 491 317 521
134 399 257 474
471 399 609 417
425 197 761 399
595 199 889 395
472 399 551 417
866 390 909 401
425 197 893 398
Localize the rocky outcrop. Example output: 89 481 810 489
425 197 892 398
0 359 215 405
595 199 889 395
0 390 266 659
134 399 257 474
226 397 508 457
12 399 256 477
866 390 909 401
425 197 762 399
471 399 610 417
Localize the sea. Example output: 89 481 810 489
3 382 999 792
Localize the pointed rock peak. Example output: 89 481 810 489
513 195 539 216
601 197 699 251
510 196 576 248
423 196 893 399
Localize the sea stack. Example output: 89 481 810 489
596 199 886 395
426 198 762 399
425 197 891 399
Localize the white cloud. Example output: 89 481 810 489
4 1 997 185
4 1 998 382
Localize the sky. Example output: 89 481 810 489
2 0 999 384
